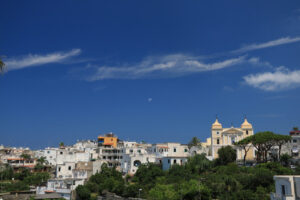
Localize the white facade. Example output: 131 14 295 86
270 175 300 200
36 178 85 200
56 149 90 165
42 148 58 165
56 162 76 179
121 144 156 174
150 143 190 163
162 156 188 171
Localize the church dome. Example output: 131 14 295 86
212 118 222 129
241 118 252 129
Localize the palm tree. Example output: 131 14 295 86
59 142 65 147
0 59 5 73
35 156 47 171
20 153 31 166
37 156 47 165
188 137 202 149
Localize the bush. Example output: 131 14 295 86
76 185 91 200
216 146 237 166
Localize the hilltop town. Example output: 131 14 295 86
0 118 299 200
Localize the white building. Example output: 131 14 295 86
36 178 85 200
162 156 188 171
39 148 58 166
56 160 102 179
121 142 156 174
270 175 300 200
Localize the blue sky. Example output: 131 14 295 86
1 1 300 149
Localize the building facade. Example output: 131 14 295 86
207 118 255 160
270 175 300 200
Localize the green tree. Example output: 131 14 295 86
249 131 276 162
123 183 140 198
76 185 91 200
133 163 164 191
235 137 252 166
273 134 291 159
87 163 124 195
280 153 292 167
59 142 65 147
186 153 212 174
148 184 179 200
35 157 48 171
216 146 237 165
20 154 31 166
37 157 47 165
188 137 201 149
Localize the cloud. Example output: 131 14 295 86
231 36 300 54
243 67 300 91
4 49 81 72
85 54 254 81
148 98 153 102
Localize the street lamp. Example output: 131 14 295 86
138 188 142 198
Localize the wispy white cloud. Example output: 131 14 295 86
243 67 300 91
231 36 300 54
4 49 81 72
85 54 255 81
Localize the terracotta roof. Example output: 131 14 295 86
7 158 25 160
156 146 169 148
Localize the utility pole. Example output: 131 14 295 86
138 188 142 199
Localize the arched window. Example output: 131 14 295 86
133 160 141 167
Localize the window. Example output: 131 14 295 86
217 139 220 145
246 130 249 135
68 166 71 170
231 137 235 144
130 149 133 153
173 159 177 164
103 156 106 159
173 148 177 152
216 131 219 135
184 149 188 152
137 150 141 153
168 159 170 164
293 139 297 143
47 151 50 154
60 152 63 155
281 185 286 196
58 167 61 172
180 160 183 164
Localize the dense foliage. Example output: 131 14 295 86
237 131 291 163
0 166 50 193
77 149 298 200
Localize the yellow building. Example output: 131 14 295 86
208 118 255 160
98 133 118 148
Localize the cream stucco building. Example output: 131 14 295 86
204 118 255 160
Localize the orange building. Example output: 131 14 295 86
98 133 118 148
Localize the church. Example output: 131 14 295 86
203 118 255 161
